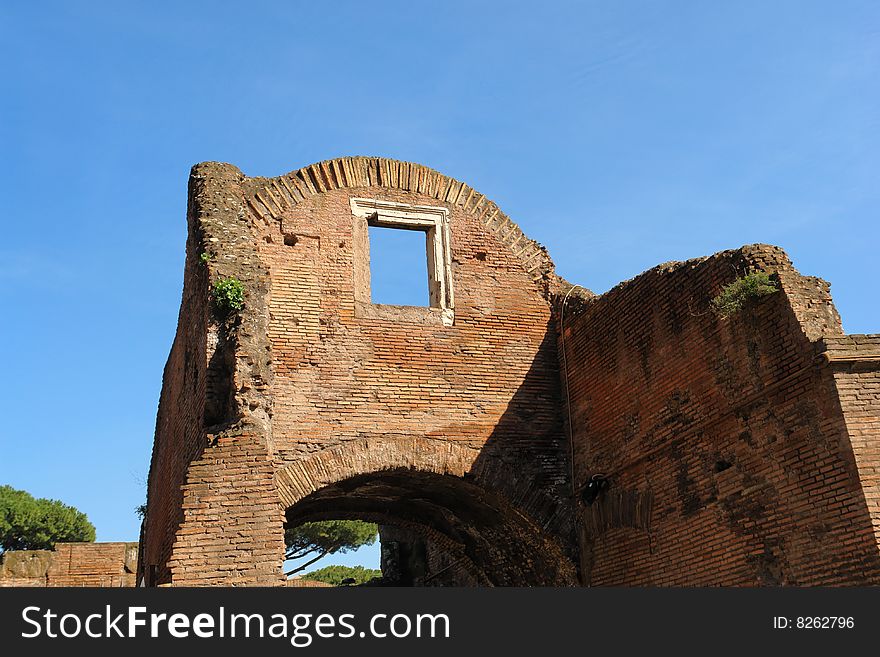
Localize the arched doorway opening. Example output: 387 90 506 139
283 468 577 586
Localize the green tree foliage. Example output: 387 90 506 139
0 485 96 552
303 564 382 586
284 520 377 576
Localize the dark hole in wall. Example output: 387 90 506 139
204 328 234 428
283 469 572 586
379 527 428 585
284 234 298 247
714 459 733 473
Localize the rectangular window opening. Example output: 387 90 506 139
368 224 431 307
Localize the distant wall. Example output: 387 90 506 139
285 578 332 587
0 542 138 587
560 244 880 585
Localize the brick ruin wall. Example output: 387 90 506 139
141 164 285 586
140 158 579 586
257 181 578 586
135 157 879 587
259 184 566 489
138 174 211 586
0 543 138 587
822 334 880 552
560 244 880 585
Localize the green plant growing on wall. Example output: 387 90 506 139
199 252 214 264
212 276 245 316
711 271 778 318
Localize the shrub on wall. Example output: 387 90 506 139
711 272 778 318
212 276 245 316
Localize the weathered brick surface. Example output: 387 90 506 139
559 245 880 585
167 434 285 586
142 157 577 586
139 158 879 587
0 543 137 587
140 163 279 586
821 335 880 553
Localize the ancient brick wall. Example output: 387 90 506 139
257 184 565 482
559 244 880 585
166 434 284 586
142 157 878 587
251 160 578 585
138 168 225 586
821 335 880 552
285 578 332 587
0 543 138 587
142 158 578 586
140 163 285 586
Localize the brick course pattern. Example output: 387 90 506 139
137 157 879 586
560 246 880 585
0 543 137 587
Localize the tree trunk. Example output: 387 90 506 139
285 548 333 577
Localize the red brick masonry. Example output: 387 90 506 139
134 158 878 586
0 543 137 587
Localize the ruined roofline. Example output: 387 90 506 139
228 156 560 297
582 243 794 303
554 244 765 317
557 243 846 341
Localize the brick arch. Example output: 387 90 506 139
275 436 579 586
274 436 479 509
243 156 557 289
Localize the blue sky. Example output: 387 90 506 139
1 2 877 572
